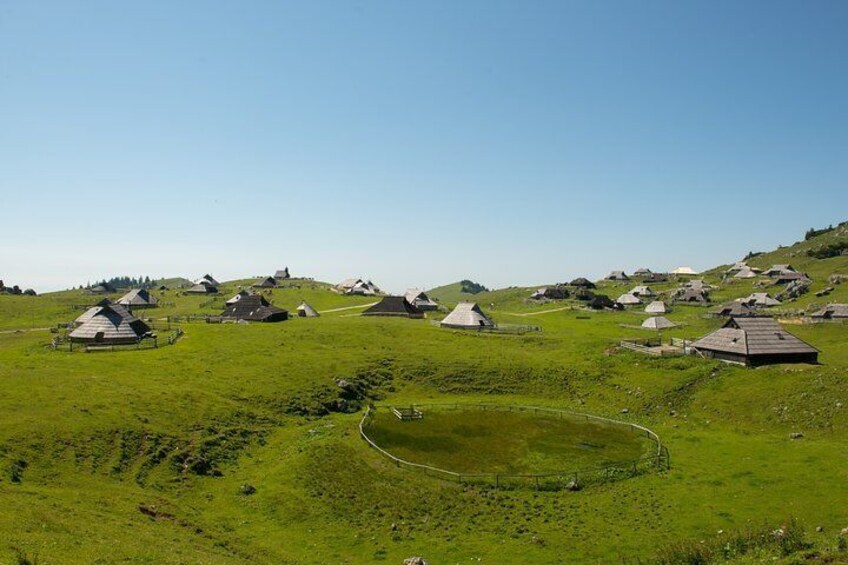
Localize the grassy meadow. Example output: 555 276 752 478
364 407 653 474
1 227 848 563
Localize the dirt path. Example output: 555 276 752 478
319 302 378 314
0 327 51 334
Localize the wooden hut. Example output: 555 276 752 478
642 316 676 330
713 302 758 318
196 274 220 287
587 295 619 310
226 291 251 305
530 286 569 300
296 301 320 318
440 302 494 329
274 267 291 280
186 280 218 294
252 276 278 288
630 285 655 297
691 317 818 366
616 293 642 306
644 301 670 314
811 304 848 320
69 304 152 345
220 295 288 322
605 271 629 281
569 277 596 289
404 289 439 311
743 293 781 307
362 296 423 318
89 282 117 294
116 288 158 309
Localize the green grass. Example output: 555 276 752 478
1 228 848 563
365 406 652 474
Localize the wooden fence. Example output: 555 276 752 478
359 403 669 490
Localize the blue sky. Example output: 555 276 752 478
1 1 846 292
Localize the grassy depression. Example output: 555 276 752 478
364 406 653 475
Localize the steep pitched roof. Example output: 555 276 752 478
644 300 670 314
587 294 618 310
225 291 251 305
116 288 158 307
252 276 278 288
404 289 438 309
714 302 758 317
69 305 152 343
196 274 220 286
733 266 759 279
630 285 654 296
337 278 363 290
296 301 320 317
764 264 796 276
441 302 494 328
186 281 218 294
692 317 817 357
274 268 290 279
220 295 288 322
743 293 781 307
672 266 698 275
606 271 629 281
616 293 642 305
362 296 422 317
642 316 676 330
74 301 131 326
569 277 595 288
811 303 848 319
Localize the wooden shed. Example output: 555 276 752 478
691 317 818 366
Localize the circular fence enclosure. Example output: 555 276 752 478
359 403 669 491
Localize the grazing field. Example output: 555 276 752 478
364 406 653 475
1 228 848 563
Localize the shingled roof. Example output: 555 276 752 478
69 305 152 344
405 289 439 310
569 277 596 288
186 280 218 294
116 288 158 308
713 302 758 318
362 296 423 318
220 295 288 322
296 301 319 318
441 302 494 329
644 300 670 314
691 317 818 365
252 276 278 288
642 316 676 330
225 291 251 305
616 293 642 306
811 304 848 319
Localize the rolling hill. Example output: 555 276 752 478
0 223 847 563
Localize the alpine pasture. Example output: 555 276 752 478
2 227 848 563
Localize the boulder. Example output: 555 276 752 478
789 432 804 440
566 479 582 491
240 484 256 495
403 558 429 565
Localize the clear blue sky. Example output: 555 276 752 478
1 1 846 292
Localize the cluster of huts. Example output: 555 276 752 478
359 290 495 329
55 258 845 366
335 278 381 296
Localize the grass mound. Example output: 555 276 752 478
364 405 654 475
